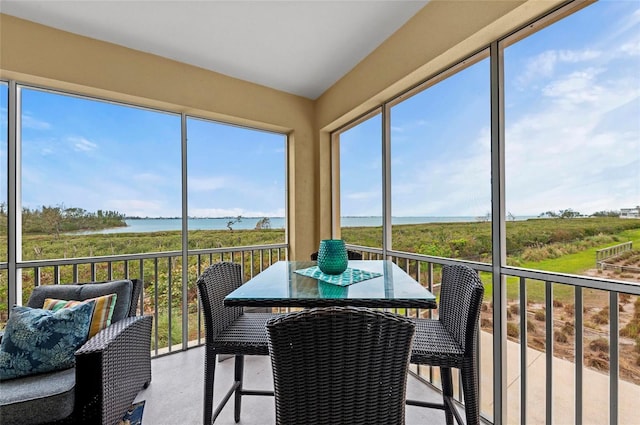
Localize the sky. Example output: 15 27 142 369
340 0 639 218
1 0 639 219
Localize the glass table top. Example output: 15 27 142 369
224 260 437 309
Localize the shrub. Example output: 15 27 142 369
621 320 640 339
507 322 520 338
531 337 545 351
588 355 609 371
527 319 537 333
589 338 610 353
555 331 568 343
534 310 545 321
584 321 599 330
562 321 575 336
593 307 609 325
564 303 575 316
509 304 520 315
507 309 513 320
481 318 492 329
553 299 563 308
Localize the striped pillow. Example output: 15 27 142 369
43 293 118 338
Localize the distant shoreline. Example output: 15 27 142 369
73 216 536 235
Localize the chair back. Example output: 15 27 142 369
27 279 137 323
197 262 244 342
438 265 484 356
266 306 415 425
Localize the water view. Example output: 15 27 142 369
74 216 534 234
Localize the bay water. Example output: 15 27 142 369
77 216 514 235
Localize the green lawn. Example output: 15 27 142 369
482 228 640 304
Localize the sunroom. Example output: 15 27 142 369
1 0 639 424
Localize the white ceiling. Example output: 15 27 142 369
1 1 429 99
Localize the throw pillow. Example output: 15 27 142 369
0 301 95 381
43 293 117 338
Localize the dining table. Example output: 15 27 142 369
224 259 437 309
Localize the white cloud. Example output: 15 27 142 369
345 191 379 201
133 173 165 184
541 67 605 105
517 48 602 88
189 207 285 218
108 199 168 217
22 114 51 130
504 72 640 215
188 176 228 192
68 136 98 152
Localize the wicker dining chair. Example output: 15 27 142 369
310 250 363 260
406 264 484 425
266 306 415 425
197 262 277 424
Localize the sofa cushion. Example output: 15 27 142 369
43 293 117 338
28 279 133 323
0 302 94 381
0 367 75 425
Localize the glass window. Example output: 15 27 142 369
1 81 7 326
337 112 383 249
0 81 7 259
504 1 640 422
19 87 182 260
186 117 286 247
504 1 640 277
390 56 491 260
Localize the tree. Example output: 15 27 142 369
476 212 491 222
255 217 271 230
592 210 619 217
226 215 242 231
42 206 63 237
559 209 581 218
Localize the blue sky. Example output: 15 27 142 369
1 0 639 219
340 0 639 218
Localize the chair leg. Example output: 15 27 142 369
234 355 245 423
203 346 216 425
441 367 455 425
461 363 480 425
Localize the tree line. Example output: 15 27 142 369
0 203 126 236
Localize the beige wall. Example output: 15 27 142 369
0 13 318 259
0 0 563 258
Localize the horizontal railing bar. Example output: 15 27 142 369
8 243 288 269
360 248 639 295
502 265 640 295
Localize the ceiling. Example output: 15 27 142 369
1 1 429 99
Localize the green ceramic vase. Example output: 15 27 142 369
317 239 348 275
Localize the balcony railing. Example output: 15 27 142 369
347 243 638 424
2 242 637 424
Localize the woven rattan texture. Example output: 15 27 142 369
76 315 152 425
409 264 484 425
197 262 279 424
266 306 415 425
41 280 153 425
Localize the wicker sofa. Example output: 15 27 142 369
0 279 152 425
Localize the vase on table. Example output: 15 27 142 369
317 239 348 275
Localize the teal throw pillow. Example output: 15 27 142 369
0 301 95 381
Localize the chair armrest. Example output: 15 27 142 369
73 315 152 425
